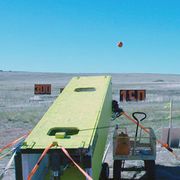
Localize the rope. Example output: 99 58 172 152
0 137 25 160
27 143 54 180
0 133 29 154
59 145 93 180
122 111 180 160
0 151 16 179
0 149 14 160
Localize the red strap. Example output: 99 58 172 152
60 146 93 180
27 144 54 180
0 133 29 153
0 149 13 160
27 143 92 180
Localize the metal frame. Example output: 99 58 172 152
113 127 156 161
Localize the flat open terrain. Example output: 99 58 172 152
0 71 180 179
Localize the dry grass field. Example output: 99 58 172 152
0 71 180 179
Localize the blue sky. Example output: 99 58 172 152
0 0 180 73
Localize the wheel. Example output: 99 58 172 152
99 162 109 180
113 160 122 180
144 160 156 180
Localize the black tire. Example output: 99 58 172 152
113 160 122 180
144 160 156 180
99 162 109 180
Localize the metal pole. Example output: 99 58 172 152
168 99 173 146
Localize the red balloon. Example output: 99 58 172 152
118 42 123 47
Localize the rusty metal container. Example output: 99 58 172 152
115 132 130 155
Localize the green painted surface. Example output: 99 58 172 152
22 76 112 151
60 166 84 180
91 78 112 179
45 166 84 180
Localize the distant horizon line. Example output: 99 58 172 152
0 69 180 76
